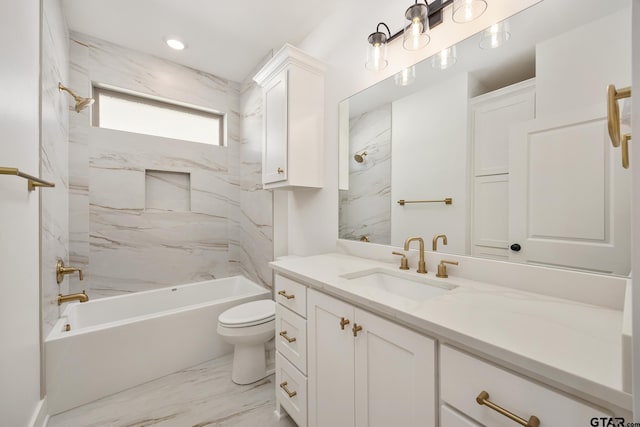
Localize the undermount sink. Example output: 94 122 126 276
340 268 456 302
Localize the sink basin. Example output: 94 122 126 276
340 268 455 302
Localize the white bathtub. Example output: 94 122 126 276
46 275 271 415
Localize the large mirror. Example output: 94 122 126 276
339 0 632 276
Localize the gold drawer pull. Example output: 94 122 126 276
476 391 540 427
340 317 350 330
279 330 297 343
352 323 363 337
280 381 297 398
277 290 295 300
277 167 284 174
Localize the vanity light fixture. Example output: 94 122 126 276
431 46 457 70
366 23 391 71
366 0 487 70
165 37 186 50
395 65 416 86
452 0 488 23
403 1 430 51
479 20 510 49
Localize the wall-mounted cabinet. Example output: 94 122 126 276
254 44 326 190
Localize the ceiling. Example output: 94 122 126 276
62 0 341 83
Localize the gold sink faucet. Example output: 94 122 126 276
56 259 84 284
403 237 427 273
436 260 459 278
432 234 448 252
58 290 89 305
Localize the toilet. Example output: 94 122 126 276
217 299 276 385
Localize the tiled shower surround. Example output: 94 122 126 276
67 32 273 298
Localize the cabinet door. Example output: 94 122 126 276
263 69 288 185
354 309 436 427
307 290 355 427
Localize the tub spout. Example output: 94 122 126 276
58 290 89 305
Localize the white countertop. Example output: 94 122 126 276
270 252 631 412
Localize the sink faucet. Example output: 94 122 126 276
56 259 84 284
432 234 448 252
403 237 427 273
58 290 89 305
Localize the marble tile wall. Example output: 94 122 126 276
238 54 274 289
339 104 392 244
41 0 69 337
68 32 272 297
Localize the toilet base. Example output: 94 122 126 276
231 343 267 385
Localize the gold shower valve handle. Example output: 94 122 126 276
340 317 350 330
277 167 284 174
277 290 295 300
352 323 363 337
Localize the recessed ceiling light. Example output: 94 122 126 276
165 38 186 50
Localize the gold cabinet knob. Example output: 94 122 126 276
279 330 297 343
339 317 350 330
277 167 284 174
352 323 363 337
277 290 295 300
280 381 297 398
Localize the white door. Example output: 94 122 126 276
509 104 631 274
307 290 355 427
262 70 288 185
354 309 436 427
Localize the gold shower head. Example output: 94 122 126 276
354 151 368 163
58 82 95 113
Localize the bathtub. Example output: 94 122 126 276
46 275 270 415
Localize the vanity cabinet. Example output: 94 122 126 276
307 289 436 427
253 44 326 190
440 345 611 426
470 79 535 260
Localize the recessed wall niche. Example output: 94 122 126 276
145 170 191 211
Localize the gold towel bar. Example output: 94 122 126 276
397 198 452 206
0 167 55 191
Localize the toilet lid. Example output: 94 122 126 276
218 299 275 327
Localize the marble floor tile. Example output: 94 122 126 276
48 354 296 427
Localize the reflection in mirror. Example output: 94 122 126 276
339 0 632 276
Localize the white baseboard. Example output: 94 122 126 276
28 397 49 427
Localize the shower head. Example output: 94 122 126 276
354 151 367 163
58 82 95 113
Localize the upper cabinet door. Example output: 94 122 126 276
471 80 535 176
509 104 631 275
262 70 288 185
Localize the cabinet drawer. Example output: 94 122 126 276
276 304 307 374
441 405 482 427
275 274 307 317
440 345 610 427
276 352 307 427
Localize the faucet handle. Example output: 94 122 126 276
436 260 459 278
391 251 410 270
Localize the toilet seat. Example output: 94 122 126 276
218 299 275 328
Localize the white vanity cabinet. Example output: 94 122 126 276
307 289 436 427
440 345 611 427
253 44 326 190
470 79 535 260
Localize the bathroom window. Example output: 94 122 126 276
92 86 225 146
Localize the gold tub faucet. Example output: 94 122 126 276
58 290 89 305
56 259 84 284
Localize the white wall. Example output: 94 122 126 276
390 73 471 252
284 0 540 256
0 0 43 425
536 9 631 117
